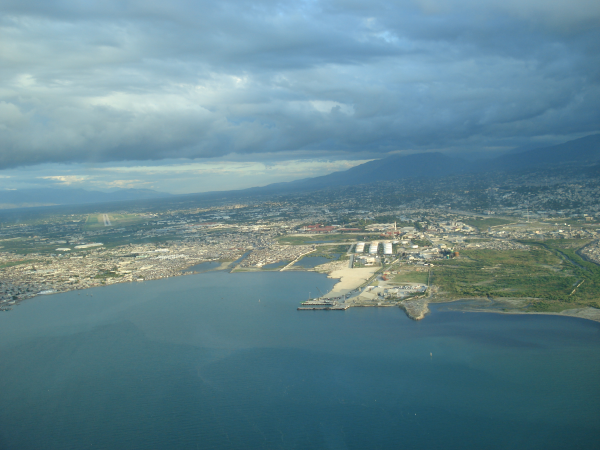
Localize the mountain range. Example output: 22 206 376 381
246 133 600 194
1 134 598 209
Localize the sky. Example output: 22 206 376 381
1 0 599 194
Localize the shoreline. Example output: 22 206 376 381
315 261 600 323
431 298 600 323
5 260 599 324
320 263 379 297
405 296 600 323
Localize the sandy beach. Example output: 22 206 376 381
309 260 600 323
316 260 379 296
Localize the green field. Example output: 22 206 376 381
83 213 147 230
542 218 598 227
310 244 350 257
0 231 186 256
0 259 36 269
411 239 432 247
431 240 600 312
462 217 515 230
0 238 73 256
391 271 429 284
84 214 101 227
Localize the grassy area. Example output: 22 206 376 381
0 238 77 256
309 244 350 258
391 271 429 284
0 259 37 269
84 214 100 227
523 239 600 308
277 235 316 245
431 240 600 311
462 218 514 230
0 231 186 255
83 213 146 231
543 218 598 227
411 239 432 247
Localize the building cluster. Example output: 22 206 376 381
485 226 598 241
344 281 429 307
239 245 315 268
299 224 337 233
461 240 530 251
0 172 598 311
581 242 600 266
0 240 250 307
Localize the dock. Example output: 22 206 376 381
298 305 349 310
300 300 335 306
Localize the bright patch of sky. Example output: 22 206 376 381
0 159 371 194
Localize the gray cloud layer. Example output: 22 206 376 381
1 0 599 168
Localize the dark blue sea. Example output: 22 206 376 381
0 270 599 450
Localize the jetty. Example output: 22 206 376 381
298 304 349 310
300 298 335 306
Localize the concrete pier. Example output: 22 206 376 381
297 305 349 310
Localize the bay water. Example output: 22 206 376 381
0 270 599 449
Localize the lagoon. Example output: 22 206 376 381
293 255 334 268
183 260 222 272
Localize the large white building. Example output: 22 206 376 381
383 242 393 255
355 242 365 253
369 242 379 254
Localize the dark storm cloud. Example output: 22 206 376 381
0 0 599 168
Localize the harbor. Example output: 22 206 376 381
297 295 350 310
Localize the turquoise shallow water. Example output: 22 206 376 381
0 271 599 450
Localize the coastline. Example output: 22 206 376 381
6 256 600 324
407 296 600 323
433 299 600 323
317 260 379 297
314 260 600 323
